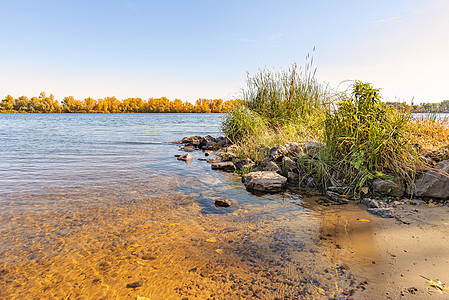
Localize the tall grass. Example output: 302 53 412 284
322 81 422 190
222 62 443 194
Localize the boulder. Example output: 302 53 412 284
211 161 236 172
177 153 194 163
372 178 405 197
242 171 287 193
406 160 449 199
259 147 271 158
270 145 288 161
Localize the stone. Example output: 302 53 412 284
406 160 449 199
214 199 232 207
235 158 255 171
177 153 194 163
325 191 347 204
284 142 300 156
327 186 350 195
362 198 389 208
287 172 300 184
282 157 297 172
182 136 202 146
259 146 271 158
260 157 281 173
302 141 324 158
270 145 288 161
182 145 196 152
367 207 395 218
211 161 236 172
242 171 287 193
373 178 405 197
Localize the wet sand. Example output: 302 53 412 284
322 201 449 299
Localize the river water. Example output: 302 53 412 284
0 113 378 299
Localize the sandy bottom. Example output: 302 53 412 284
2 177 449 300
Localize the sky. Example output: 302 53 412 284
1 0 448 103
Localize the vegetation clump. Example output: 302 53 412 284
222 62 449 195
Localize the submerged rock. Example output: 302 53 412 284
406 160 449 200
211 161 236 172
242 171 287 193
214 199 232 207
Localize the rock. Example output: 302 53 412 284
260 157 282 173
259 146 271 158
182 145 196 152
177 153 194 163
284 142 300 156
235 158 255 171
211 161 236 172
367 207 395 218
406 160 449 199
405 199 426 205
203 141 220 150
327 186 350 195
305 177 315 188
282 157 297 172
182 136 202 146
362 198 389 208
206 157 222 163
126 281 142 288
242 171 287 193
325 191 347 204
270 145 288 161
214 199 232 207
373 178 405 197
302 141 324 158
287 172 300 184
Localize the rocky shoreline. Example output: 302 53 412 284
174 135 449 218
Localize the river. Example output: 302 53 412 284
0 113 378 299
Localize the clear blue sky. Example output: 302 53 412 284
1 0 448 103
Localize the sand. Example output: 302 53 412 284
322 201 449 299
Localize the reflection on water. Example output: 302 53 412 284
0 113 375 299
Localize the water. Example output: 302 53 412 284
0 113 375 299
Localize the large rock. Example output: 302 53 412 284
372 178 405 197
211 161 236 172
242 171 287 193
406 160 449 199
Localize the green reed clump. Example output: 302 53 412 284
222 59 330 149
322 81 422 189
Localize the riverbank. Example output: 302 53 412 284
324 201 449 299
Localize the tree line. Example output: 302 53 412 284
387 100 449 113
0 92 241 113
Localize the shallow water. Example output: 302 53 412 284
0 113 377 299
